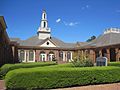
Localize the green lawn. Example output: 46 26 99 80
2 62 120 90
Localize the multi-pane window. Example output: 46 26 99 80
20 50 25 62
29 50 34 61
49 51 54 61
59 51 63 60
40 51 46 61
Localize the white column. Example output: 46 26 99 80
63 51 65 61
70 52 73 61
33 50 35 62
24 50 26 62
26 51 29 62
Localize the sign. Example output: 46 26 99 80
96 57 107 66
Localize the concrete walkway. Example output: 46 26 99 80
0 80 5 90
53 83 120 90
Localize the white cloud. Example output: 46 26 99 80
63 21 78 26
86 5 89 8
81 5 90 10
56 18 61 23
81 7 85 10
56 20 78 27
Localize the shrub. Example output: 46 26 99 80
5 66 120 90
108 62 120 67
71 58 94 67
0 62 56 79
72 52 94 67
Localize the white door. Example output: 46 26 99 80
40 53 46 61
49 54 54 61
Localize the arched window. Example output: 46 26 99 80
19 50 25 62
40 51 46 61
44 22 46 28
29 50 34 61
49 51 55 61
44 13 46 19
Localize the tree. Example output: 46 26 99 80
86 35 96 42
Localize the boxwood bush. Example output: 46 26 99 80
5 65 120 90
108 62 120 67
0 62 56 79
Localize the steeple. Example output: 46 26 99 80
37 10 51 39
41 10 47 28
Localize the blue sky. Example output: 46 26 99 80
0 0 120 43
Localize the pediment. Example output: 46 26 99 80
40 39 56 47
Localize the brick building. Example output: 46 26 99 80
1 10 120 65
0 16 14 66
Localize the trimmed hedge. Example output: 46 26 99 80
5 65 120 90
108 62 120 67
0 62 56 79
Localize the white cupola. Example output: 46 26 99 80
37 10 51 39
104 28 120 34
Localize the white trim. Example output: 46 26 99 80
24 50 26 62
28 50 35 62
63 52 65 61
40 53 47 61
49 54 54 61
19 50 26 62
70 52 73 62
40 40 56 47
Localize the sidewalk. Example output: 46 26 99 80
0 80 5 90
53 83 120 90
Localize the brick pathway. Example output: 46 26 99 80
0 80 5 90
53 83 120 90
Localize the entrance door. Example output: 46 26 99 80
40 53 46 61
110 48 116 62
49 54 54 61
67 51 71 61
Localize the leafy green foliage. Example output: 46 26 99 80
72 53 94 67
71 58 94 67
86 35 96 42
5 63 120 90
0 62 56 79
108 62 120 67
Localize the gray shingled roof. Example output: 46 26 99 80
85 33 120 47
10 32 120 48
10 36 76 48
